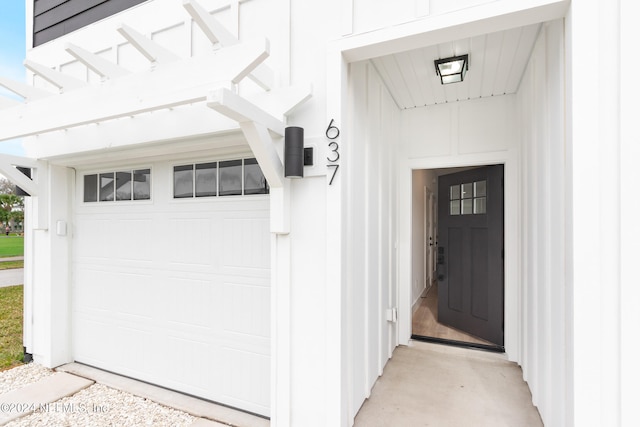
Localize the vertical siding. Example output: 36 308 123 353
33 0 147 46
517 20 568 427
346 61 400 424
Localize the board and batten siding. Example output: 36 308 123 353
345 61 400 425
33 0 147 46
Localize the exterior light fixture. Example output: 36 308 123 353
284 126 304 178
434 54 469 85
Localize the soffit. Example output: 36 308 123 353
370 23 541 109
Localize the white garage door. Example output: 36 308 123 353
72 161 271 416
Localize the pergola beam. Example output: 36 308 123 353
0 38 270 142
65 43 130 80
117 23 180 64
24 59 88 91
0 76 55 101
183 0 273 90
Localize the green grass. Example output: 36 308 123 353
0 260 23 270
0 285 24 370
0 236 23 258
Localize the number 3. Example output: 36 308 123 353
327 141 340 162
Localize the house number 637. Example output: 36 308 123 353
326 119 340 185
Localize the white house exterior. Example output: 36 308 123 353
0 0 637 426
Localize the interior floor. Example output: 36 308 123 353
412 282 494 346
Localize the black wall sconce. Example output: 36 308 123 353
434 54 469 85
285 126 304 178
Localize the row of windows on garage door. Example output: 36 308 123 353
83 157 269 202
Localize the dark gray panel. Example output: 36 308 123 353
471 227 489 320
34 0 107 33
447 227 464 312
437 164 504 346
34 0 68 16
33 0 148 46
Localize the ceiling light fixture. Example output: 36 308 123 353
434 54 469 85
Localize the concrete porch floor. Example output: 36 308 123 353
354 341 543 426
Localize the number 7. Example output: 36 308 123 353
327 164 339 185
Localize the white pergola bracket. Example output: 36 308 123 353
117 23 180 64
250 84 313 118
208 87 290 233
0 155 49 230
24 59 88 92
184 0 273 90
65 42 131 80
208 87 284 136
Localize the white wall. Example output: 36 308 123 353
516 19 567 427
398 95 519 349
411 169 436 309
350 0 498 36
344 61 400 426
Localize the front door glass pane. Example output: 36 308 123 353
450 184 460 200
474 197 487 214
474 180 486 197
450 200 460 215
461 198 473 214
461 182 473 199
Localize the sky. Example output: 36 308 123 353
0 1 26 156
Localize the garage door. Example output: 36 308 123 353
72 160 271 416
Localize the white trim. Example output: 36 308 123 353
0 38 270 142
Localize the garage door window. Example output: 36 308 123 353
174 158 269 198
84 169 151 202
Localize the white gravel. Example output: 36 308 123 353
0 363 54 394
1 364 196 427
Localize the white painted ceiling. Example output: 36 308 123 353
370 23 541 109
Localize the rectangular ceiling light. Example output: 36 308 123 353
434 54 469 85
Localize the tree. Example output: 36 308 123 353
0 177 15 195
0 193 24 231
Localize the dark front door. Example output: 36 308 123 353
437 165 504 346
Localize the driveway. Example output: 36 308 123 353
0 268 23 288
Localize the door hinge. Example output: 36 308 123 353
386 308 398 323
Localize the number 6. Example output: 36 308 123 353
326 119 340 140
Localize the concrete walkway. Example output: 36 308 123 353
58 363 268 427
0 373 93 425
0 269 23 288
0 256 24 288
1 340 541 426
354 341 543 426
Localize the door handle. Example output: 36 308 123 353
436 246 445 281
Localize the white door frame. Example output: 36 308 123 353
398 152 519 359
